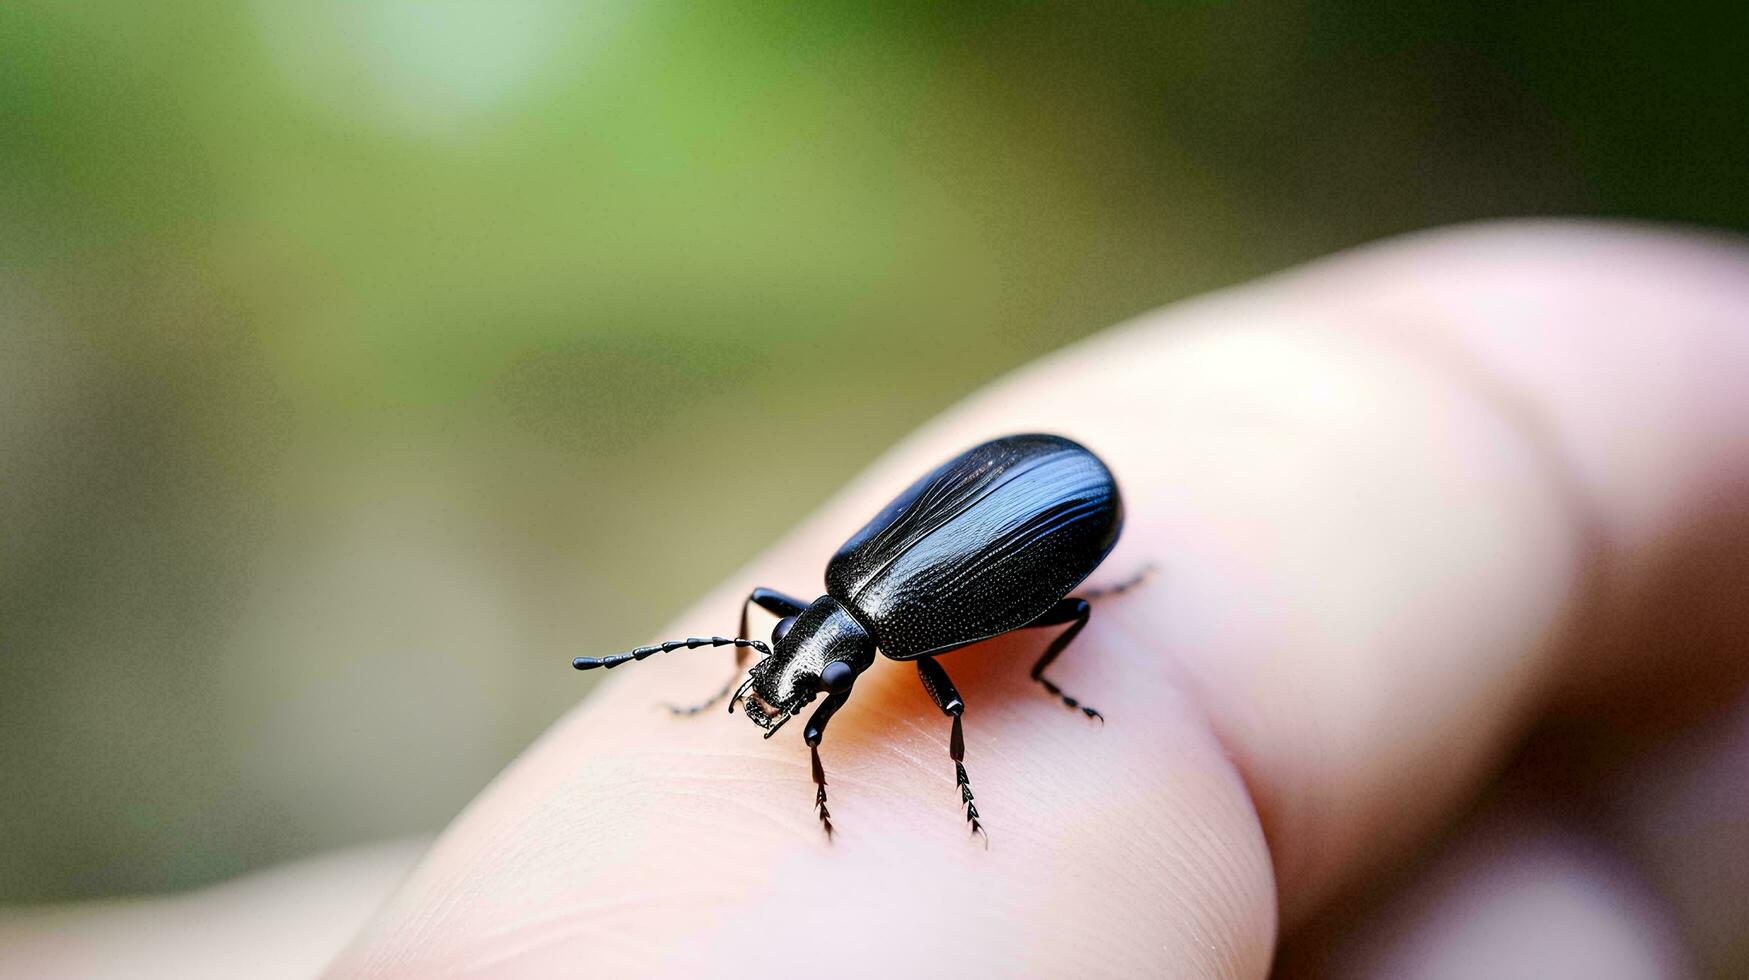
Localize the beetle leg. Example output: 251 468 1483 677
803 690 851 839
917 657 986 844
1023 597 1103 722
666 587 810 717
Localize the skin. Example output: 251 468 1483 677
0 841 427 979
5 221 1747 977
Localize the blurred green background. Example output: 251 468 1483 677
1 1 1743 903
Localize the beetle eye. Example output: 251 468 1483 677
819 660 855 693
771 616 798 645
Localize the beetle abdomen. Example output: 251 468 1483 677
825 434 1121 660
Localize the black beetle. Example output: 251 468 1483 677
574 433 1142 839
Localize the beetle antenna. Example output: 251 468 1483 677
573 636 771 671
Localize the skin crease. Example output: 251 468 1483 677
3 222 1745 977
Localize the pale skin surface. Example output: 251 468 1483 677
5 222 1747 977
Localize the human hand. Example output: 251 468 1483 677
314 224 1749 980
312 221 1749 977
318 222 1749 980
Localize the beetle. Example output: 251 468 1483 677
573 433 1142 839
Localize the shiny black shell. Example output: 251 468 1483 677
824 433 1122 661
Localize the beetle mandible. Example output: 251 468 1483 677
573 433 1143 839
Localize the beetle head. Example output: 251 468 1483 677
740 597 873 737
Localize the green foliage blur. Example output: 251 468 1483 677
1 1 1743 903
